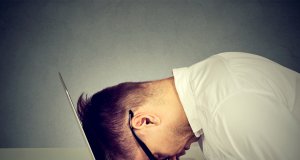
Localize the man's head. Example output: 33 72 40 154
77 77 198 160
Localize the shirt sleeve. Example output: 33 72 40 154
215 90 300 160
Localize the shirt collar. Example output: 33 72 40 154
173 67 203 137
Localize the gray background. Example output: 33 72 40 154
0 0 299 159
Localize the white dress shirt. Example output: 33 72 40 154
173 52 300 160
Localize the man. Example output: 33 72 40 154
77 52 300 160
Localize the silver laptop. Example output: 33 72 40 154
59 73 95 160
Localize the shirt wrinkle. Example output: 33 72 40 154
215 54 241 90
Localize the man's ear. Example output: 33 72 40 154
131 112 160 130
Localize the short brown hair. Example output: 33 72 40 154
77 82 150 159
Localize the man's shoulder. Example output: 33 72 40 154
188 52 266 78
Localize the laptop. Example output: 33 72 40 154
59 73 95 160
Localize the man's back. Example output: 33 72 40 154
173 52 300 159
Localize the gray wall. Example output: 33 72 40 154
0 0 299 158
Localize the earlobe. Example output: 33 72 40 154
131 113 160 130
